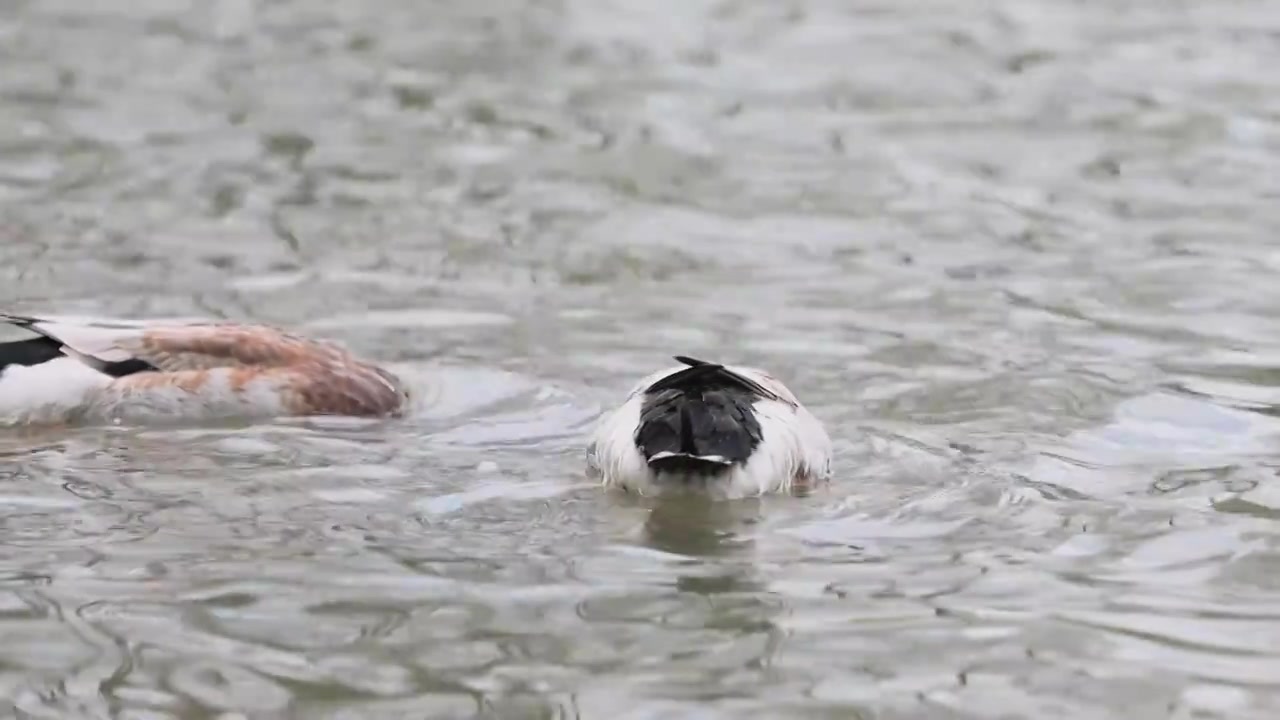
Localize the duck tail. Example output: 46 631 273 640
635 367 764 473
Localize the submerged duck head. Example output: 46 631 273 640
587 356 832 499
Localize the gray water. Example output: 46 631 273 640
2 0 1280 717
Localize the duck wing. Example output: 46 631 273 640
0 312 351 375
0 312 196 376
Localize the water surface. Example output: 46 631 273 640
3 0 1280 717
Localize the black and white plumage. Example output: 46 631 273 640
587 356 833 498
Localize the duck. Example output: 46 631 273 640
586 356 832 499
0 311 409 426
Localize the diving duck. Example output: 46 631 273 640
0 312 409 426
586 356 833 498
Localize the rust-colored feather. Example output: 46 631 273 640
279 365 408 417
131 325 348 371
111 325 408 418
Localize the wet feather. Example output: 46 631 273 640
587 356 832 499
0 312 409 426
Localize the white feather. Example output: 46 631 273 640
649 451 732 465
83 368 289 423
586 391 649 487
0 358 111 426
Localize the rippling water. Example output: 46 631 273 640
3 0 1280 717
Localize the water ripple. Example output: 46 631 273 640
5 0 1280 716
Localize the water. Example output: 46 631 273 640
2 0 1280 717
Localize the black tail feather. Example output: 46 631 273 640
647 356 778 401
678 401 695 454
0 336 64 373
635 356 767 472
0 335 156 378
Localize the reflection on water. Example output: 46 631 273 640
3 0 1280 717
